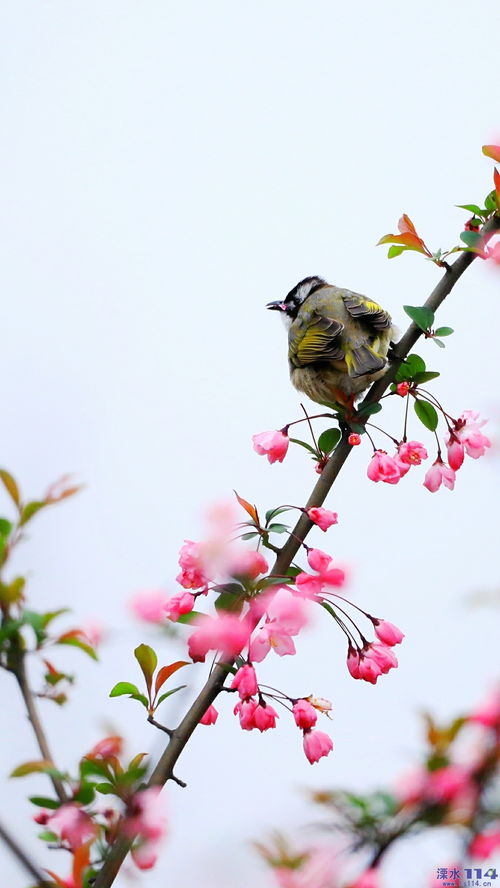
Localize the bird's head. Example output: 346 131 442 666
266 276 326 323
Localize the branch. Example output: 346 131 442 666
93 215 500 888
0 817 51 887
13 651 68 803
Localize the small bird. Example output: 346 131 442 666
266 276 394 412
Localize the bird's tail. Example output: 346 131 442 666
345 344 386 378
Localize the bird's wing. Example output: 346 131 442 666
289 313 344 367
341 292 392 331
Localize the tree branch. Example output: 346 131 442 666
93 215 500 888
0 817 51 887
13 651 68 803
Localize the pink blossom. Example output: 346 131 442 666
125 787 168 843
358 655 382 684
33 810 50 825
129 589 169 623
396 381 410 397
350 869 381 888
267 587 309 634
468 827 500 858
234 698 258 730
347 643 397 683
368 643 399 674
229 549 268 579
423 459 456 492
397 440 428 466
347 645 361 678
293 699 318 729
446 438 465 471
348 433 361 446
468 689 500 729
176 540 210 591
274 847 339 888
249 620 297 662
253 701 279 731
49 804 97 851
231 663 259 699
131 840 161 870
303 729 333 764
249 589 308 662
367 450 403 484
164 590 195 622
307 507 338 531
296 549 345 597
80 621 104 648
427 765 472 804
252 430 289 464
87 735 123 759
373 619 404 646
200 704 218 726
454 410 491 459
188 613 251 662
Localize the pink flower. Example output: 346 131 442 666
348 433 361 446
249 589 308 662
423 459 456 492
48 804 97 851
188 613 251 662
307 507 338 531
358 655 382 684
80 621 104 648
125 787 168 843
368 643 398 674
293 700 318 729
249 620 297 662
367 450 403 484
468 689 500 729
303 729 333 764
231 663 258 699
347 643 398 683
373 618 404 646
396 381 410 397
427 765 472 803
252 430 289 464
200 704 218 725
234 698 278 731
275 847 339 888
296 549 345 597
131 841 161 870
129 589 169 623
33 810 50 825
446 438 465 471
397 440 428 466
350 869 381 888
229 549 268 579
468 827 500 858
176 540 210 591
164 591 195 622
454 411 491 459
87 735 123 759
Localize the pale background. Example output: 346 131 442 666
1 2 499 886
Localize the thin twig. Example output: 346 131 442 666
93 214 500 888
13 651 68 803
0 817 51 887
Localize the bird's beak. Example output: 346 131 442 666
266 301 287 311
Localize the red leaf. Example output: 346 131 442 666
234 490 259 525
483 144 500 163
155 660 189 695
494 168 500 205
398 213 418 235
72 840 93 886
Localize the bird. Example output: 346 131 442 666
266 276 394 413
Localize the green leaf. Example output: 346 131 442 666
22 610 47 644
110 681 141 698
267 523 289 534
317 427 341 454
73 784 95 805
11 759 55 778
240 531 259 540
289 437 317 455
95 783 116 795
265 506 292 523
175 610 202 624
79 759 113 781
37 829 59 842
19 501 47 526
0 518 13 538
460 230 482 250
134 644 157 695
403 304 435 331
156 685 187 707
432 338 445 348
215 586 245 613
356 402 382 417
456 203 485 216
56 635 98 660
414 399 439 431
485 190 497 211
130 692 149 707
29 796 60 809
387 245 407 258
395 353 426 382
434 327 453 337
412 371 440 384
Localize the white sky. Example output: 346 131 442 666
1 2 499 886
